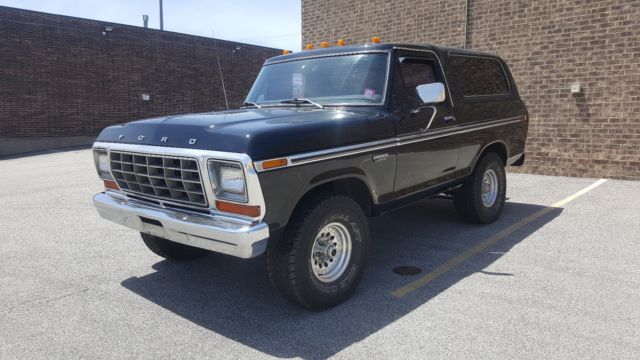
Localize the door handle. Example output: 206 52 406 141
443 115 456 123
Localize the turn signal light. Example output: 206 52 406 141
104 179 120 190
320 41 330 48
337 38 346 46
261 158 288 170
216 200 261 218
371 36 381 43
305 43 315 50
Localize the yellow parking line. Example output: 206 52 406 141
390 178 607 298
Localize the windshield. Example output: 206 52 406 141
245 53 389 106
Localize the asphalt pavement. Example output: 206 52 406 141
1 149 638 359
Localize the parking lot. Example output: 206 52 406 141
1 149 639 359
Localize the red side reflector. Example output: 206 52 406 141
216 200 261 218
104 179 120 190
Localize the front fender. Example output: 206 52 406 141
257 152 395 232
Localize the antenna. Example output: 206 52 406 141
159 0 164 30
212 28 229 110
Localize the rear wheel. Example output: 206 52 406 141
454 152 506 224
141 233 208 261
267 193 370 310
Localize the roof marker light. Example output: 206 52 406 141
282 49 291 55
320 41 330 48
305 43 315 50
337 39 346 46
371 36 381 43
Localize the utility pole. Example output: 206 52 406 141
159 0 164 30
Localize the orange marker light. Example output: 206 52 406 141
371 36 381 43
104 179 120 190
216 200 261 218
305 43 315 50
261 158 288 170
282 49 291 55
337 38 346 46
320 41 330 48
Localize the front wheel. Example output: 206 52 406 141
454 152 506 224
267 194 370 310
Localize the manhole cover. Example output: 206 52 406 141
393 266 422 276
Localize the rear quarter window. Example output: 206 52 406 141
449 55 510 97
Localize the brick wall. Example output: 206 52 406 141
0 6 280 153
302 0 640 180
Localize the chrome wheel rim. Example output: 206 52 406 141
310 222 352 283
481 169 499 207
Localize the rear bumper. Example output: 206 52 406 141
93 192 269 258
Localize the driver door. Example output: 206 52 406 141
392 50 459 194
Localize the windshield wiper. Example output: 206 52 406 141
241 101 262 108
280 98 324 109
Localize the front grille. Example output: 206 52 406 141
109 151 208 208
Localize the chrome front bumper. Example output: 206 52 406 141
93 192 269 258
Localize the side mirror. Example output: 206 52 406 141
416 82 445 104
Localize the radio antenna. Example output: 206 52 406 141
212 28 229 110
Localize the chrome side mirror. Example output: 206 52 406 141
416 82 445 104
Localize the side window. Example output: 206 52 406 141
449 55 510 97
392 57 436 108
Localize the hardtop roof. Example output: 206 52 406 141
264 43 499 64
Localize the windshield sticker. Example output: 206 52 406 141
292 73 303 98
364 88 376 98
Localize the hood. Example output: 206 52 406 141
96 107 393 159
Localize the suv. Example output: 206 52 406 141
92 43 528 310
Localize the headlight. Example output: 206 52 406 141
208 160 247 202
93 149 112 180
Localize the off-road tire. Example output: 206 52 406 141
141 233 208 261
454 152 506 224
267 193 370 310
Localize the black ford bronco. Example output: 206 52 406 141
93 43 528 310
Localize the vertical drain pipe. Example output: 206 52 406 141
463 0 470 48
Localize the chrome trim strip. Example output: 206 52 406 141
393 46 455 108
290 138 397 166
507 152 524 166
255 115 525 172
397 116 523 146
92 142 266 221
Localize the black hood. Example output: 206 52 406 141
96 107 394 159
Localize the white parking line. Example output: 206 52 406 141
391 178 608 298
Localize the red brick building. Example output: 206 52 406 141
302 0 640 180
0 6 280 156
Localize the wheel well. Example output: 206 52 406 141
479 142 508 165
294 178 374 217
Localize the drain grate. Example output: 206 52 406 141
393 266 422 276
